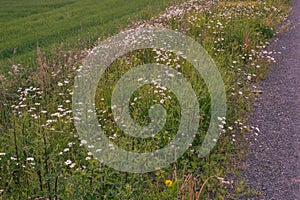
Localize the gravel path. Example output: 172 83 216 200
240 0 300 199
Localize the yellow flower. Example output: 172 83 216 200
165 180 173 187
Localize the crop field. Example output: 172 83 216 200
0 0 291 199
0 0 178 70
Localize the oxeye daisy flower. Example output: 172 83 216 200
65 160 72 165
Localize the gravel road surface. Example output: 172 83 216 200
240 0 300 199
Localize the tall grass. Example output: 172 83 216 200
0 0 291 199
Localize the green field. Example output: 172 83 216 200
0 0 178 70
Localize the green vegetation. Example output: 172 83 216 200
0 0 291 199
0 0 179 70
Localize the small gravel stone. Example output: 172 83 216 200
240 0 300 199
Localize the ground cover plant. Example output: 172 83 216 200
0 0 291 199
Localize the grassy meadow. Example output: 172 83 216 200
0 0 291 199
